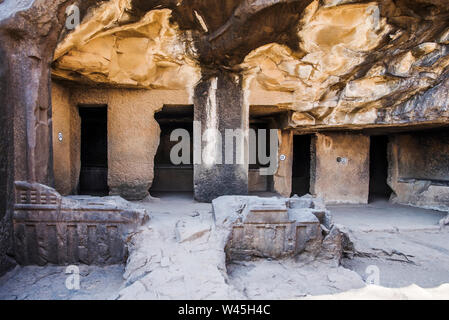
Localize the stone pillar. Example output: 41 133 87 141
0 8 59 275
193 70 248 202
311 132 370 204
274 130 293 197
0 0 102 274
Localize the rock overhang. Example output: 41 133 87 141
51 0 449 128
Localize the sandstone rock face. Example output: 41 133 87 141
51 0 449 130
389 132 449 212
3 0 449 274
243 1 449 128
51 85 191 199
0 0 105 275
311 132 370 204
54 6 200 91
52 82 81 195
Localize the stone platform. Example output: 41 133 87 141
13 182 148 266
213 195 343 264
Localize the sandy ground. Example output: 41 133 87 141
0 265 124 300
1 194 448 300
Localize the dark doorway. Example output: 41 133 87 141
292 135 311 196
150 105 194 195
369 135 392 202
79 106 108 196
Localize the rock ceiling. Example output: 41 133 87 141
52 0 449 126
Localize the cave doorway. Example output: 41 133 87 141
79 105 109 196
150 105 194 197
292 134 312 196
369 135 392 202
248 106 282 195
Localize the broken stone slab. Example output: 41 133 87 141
318 226 343 266
289 194 333 228
13 181 149 266
213 195 343 263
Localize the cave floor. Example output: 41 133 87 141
330 199 446 232
0 194 448 300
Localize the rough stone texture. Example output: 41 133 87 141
389 132 449 212
440 215 449 227
0 33 16 276
13 181 148 265
4 0 449 274
243 1 449 129
0 265 125 300
311 132 370 204
54 0 315 68
52 85 191 199
273 130 293 197
47 0 449 210
52 1 449 131
53 7 200 90
4 209 449 299
214 195 341 265
248 169 269 192
115 194 367 300
0 0 105 276
193 71 249 202
52 82 81 195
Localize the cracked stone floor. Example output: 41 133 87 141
1 194 449 300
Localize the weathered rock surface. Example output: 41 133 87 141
214 195 343 264
53 7 200 90
117 195 366 299
3 0 449 277
51 0 449 129
13 181 148 266
0 0 107 276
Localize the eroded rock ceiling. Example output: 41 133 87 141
52 0 449 126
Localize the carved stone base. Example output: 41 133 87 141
13 182 147 266
214 195 340 263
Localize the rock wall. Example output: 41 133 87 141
243 1 449 129
52 82 81 195
52 85 191 200
311 132 370 204
273 130 293 197
0 42 15 276
389 132 449 212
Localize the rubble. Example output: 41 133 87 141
213 195 344 264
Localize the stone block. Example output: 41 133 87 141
218 196 341 262
13 182 147 266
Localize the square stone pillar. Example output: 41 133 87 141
311 132 370 204
193 71 248 202
274 130 293 197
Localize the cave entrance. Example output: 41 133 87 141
79 105 109 196
248 106 283 196
292 134 312 197
150 105 194 197
369 135 392 202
